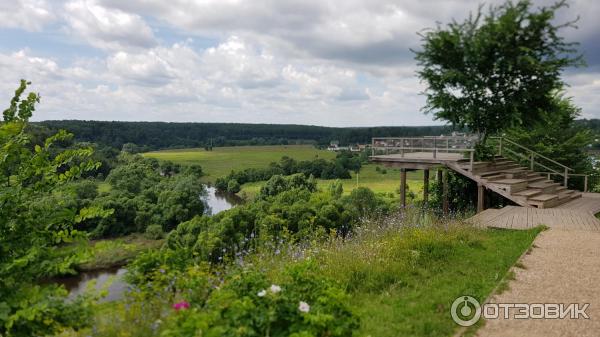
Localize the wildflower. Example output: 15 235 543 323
298 301 310 313
159 268 165 274
269 284 281 294
257 289 267 297
172 300 190 311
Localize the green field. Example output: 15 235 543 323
241 164 426 199
143 145 335 182
143 145 433 198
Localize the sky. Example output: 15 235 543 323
0 0 599 127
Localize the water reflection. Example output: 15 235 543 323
55 267 128 302
204 186 242 215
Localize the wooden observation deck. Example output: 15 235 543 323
369 136 597 223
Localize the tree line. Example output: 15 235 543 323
36 120 456 150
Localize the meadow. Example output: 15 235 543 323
143 145 425 197
143 145 336 182
241 164 425 198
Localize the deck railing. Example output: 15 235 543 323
371 135 590 192
489 136 589 191
371 135 477 169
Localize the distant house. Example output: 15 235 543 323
349 144 367 152
327 141 340 151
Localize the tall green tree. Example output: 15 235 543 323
0 81 103 336
505 94 592 172
414 0 583 143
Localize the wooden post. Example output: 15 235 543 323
400 169 407 208
469 151 474 172
530 152 534 171
477 184 485 213
442 169 449 215
423 169 430 204
564 168 568 187
585 175 588 192
498 137 503 156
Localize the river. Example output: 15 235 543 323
57 185 240 302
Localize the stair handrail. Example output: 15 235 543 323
489 136 574 187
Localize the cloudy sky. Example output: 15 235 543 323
0 0 598 126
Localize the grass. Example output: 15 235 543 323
143 145 335 183
241 164 426 199
340 226 541 337
76 234 163 271
254 212 542 337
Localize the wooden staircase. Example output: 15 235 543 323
448 156 582 208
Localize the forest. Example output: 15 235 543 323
36 120 456 150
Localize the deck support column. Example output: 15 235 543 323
436 169 442 183
423 169 429 205
442 169 449 215
400 168 407 208
477 183 485 213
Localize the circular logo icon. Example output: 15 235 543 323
451 296 482 326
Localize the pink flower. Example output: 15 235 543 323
172 301 190 311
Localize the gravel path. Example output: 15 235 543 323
475 230 600 337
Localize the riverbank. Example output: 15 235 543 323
76 234 164 271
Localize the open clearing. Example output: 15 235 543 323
143 145 426 196
143 145 335 182
241 163 425 197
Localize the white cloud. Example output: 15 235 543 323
0 0 598 125
0 0 55 31
63 0 156 51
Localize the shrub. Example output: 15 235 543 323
160 260 359 337
226 179 241 194
145 224 165 240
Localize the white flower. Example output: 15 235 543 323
257 289 267 297
298 301 310 313
269 284 281 294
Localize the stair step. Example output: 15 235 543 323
480 168 526 177
529 193 558 202
529 182 561 194
493 178 528 185
558 191 574 200
527 176 546 183
483 174 507 181
513 189 542 197
489 178 529 193
528 181 560 189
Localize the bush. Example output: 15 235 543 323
145 224 165 240
160 260 359 337
226 179 241 194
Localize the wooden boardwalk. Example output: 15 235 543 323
557 192 600 214
469 205 600 231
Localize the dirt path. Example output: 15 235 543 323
475 230 600 337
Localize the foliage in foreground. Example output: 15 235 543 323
0 80 101 336
62 208 542 337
